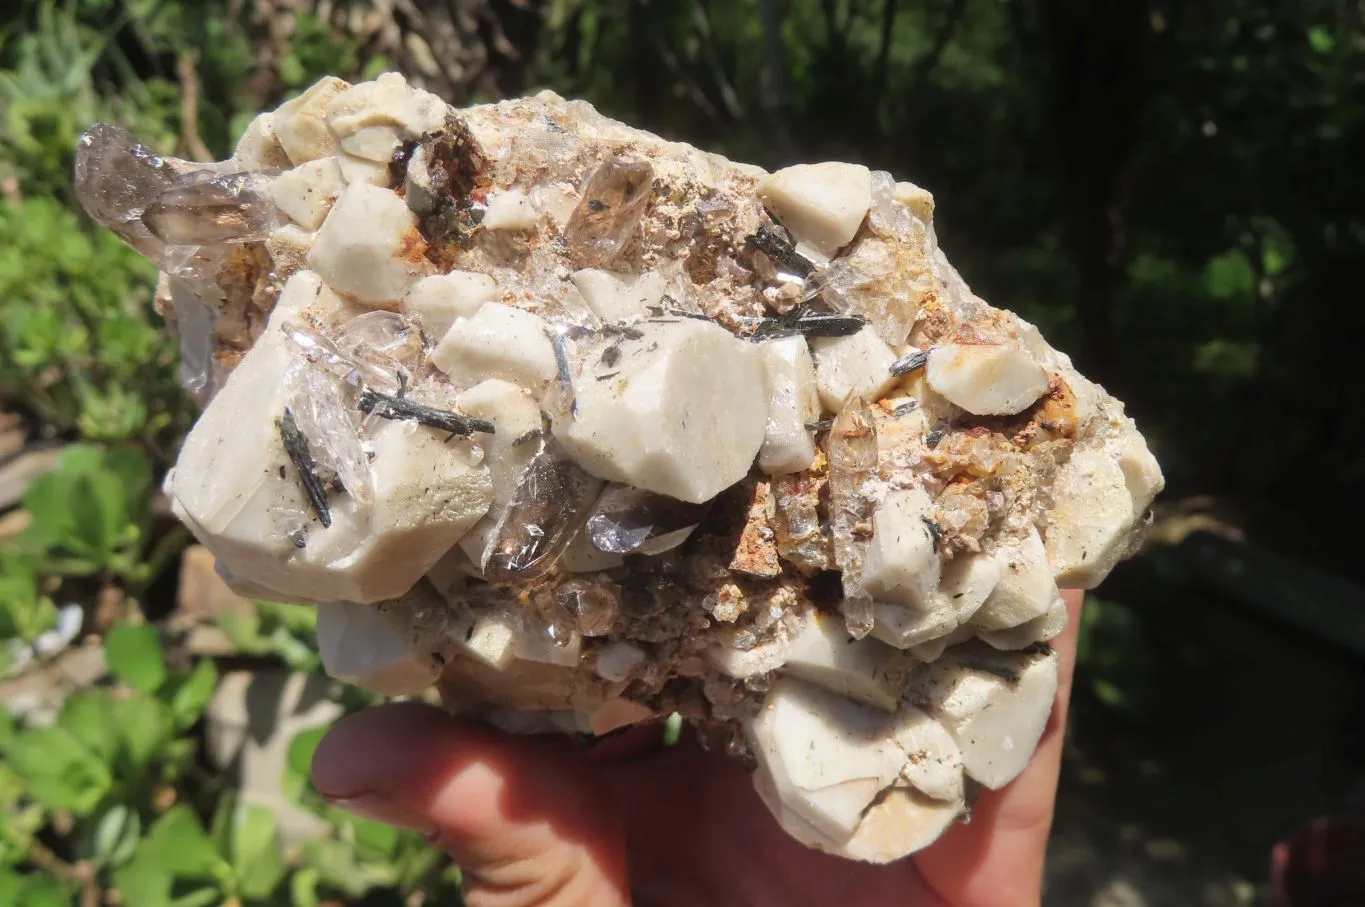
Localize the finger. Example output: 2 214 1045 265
311 701 630 907
914 589 1085 907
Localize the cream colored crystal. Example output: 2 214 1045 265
971 527 1060 631
758 163 873 258
403 271 498 338
757 335 820 474
316 591 443 696
271 76 349 164
307 182 429 305
570 268 666 322
925 343 1049 416
811 327 898 412
781 610 913 711
431 303 558 388
481 189 538 231
271 158 344 231
553 318 766 503
909 644 1058 789
325 72 445 162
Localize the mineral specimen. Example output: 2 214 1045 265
77 73 1163 864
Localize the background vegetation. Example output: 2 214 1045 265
0 1 1361 904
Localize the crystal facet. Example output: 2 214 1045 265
562 158 654 267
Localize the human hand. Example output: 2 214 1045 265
311 589 1083 907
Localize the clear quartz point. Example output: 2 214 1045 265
562 158 654 267
482 439 604 583
826 396 879 639
74 124 187 263
867 171 918 243
585 484 712 555
142 170 279 246
770 471 832 571
554 578 620 636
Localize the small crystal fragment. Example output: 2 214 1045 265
585 484 712 555
142 171 280 245
562 158 654 267
769 470 833 572
482 439 603 583
554 578 620 636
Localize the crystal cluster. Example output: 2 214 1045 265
77 73 1163 863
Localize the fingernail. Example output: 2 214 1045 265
323 792 435 836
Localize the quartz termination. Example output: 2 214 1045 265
77 73 1164 865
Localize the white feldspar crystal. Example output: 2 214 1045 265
810 327 899 411
481 189 537 231
403 271 498 338
757 335 820 474
431 302 558 388
909 644 1059 789
79 73 1164 866
308 182 428 304
570 268 666 322
271 158 345 231
271 77 350 164
758 163 873 258
554 318 766 503
925 343 1049 416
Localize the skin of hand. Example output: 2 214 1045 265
311 589 1084 907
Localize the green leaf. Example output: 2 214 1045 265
0 706 15 752
135 804 226 880
91 803 142 868
0 870 21 905
111 694 173 770
350 816 399 861
113 858 173 907
14 874 70 907
58 690 120 763
6 725 110 814
164 659 218 729
105 623 166 692
228 804 287 899
288 866 320 907
286 726 327 782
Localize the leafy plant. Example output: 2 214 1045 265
13 444 185 588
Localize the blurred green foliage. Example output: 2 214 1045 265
0 0 1360 902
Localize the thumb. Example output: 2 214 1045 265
311 701 630 907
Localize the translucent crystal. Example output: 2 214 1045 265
482 439 603 583
525 591 579 651
554 578 620 636
562 158 654 267
284 361 374 505
75 124 187 263
332 311 426 383
282 323 402 396
826 396 879 638
810 243 923 347
770 471 833 571
867 171 918 243
142 170 279 246
585 484 711 555
166 279 218 400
